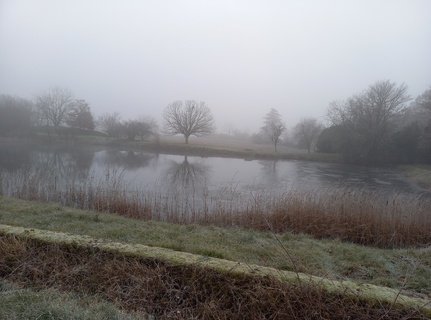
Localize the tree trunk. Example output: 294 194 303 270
185 135 189 144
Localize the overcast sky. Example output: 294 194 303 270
1 0 430 133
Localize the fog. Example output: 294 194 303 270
1 0 430 132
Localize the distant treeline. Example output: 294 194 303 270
316 81 431 165
1 80 431 165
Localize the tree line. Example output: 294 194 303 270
1 80 430 165
319 80 431 165
250 80 431 165
0 87 216 143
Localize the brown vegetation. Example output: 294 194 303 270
1 233 429 319
1 168 430 249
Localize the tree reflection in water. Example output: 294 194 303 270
32 148 95 181
163 156 209 193
97 150 157 170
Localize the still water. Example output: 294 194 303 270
0 145 424 199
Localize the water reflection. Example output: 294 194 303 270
95 150 157 170
258 160 283 186
0 144 95 180
0 144 32 170
163 155 210 193
31 148 95 180
0 144 426 200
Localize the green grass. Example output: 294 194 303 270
398 164 431 190
0 279 145 320
1 196 430 297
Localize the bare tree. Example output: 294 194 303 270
163 100 215 144
327 80 410 164
35 87 74 128
294 118 323 153
66 99 95 130
122 119 153 141
261 108 286 152
413 86 431 160
97 112 122 137
415 86 431 114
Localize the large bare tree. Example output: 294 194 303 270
35 87 74 128
294 118 323 153
163 100 215 144
327 80 410 164
261 108 286 152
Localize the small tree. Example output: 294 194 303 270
66 99 95 130
294 118 323 153
97 112 122 137
414 86 431 162
163 100 215 144
122 120 153 141
0 94 33 136
261 108 286 152
35 87 74 129
416 86 431 113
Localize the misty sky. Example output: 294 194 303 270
1 0 430 133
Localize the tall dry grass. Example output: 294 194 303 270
1 168 430 248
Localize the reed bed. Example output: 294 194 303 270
1 168 430 248
0 233 428 319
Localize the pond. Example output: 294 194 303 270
0 144 424 200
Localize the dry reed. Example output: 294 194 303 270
1 168 430 248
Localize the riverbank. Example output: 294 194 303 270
22 131 341 163
1 197 430 319
398 165 431 191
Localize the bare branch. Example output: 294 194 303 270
163 100 215 143
326 80 410 164
294 118 323 153
35 86 74 127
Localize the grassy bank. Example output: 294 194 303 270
1 196 430 298
25 131 341 163
399 165 431 191
1 223 430 319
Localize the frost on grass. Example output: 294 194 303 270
0 223 430 317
